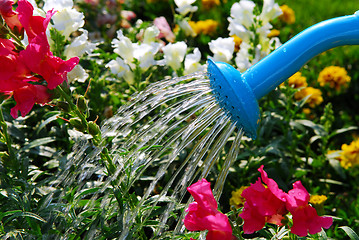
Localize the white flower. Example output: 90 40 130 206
162 42 188 71
64 30 97 59
259 0 282 24
133 43 161 71
143 26 160 44
208 37 235 63
111 30 135 65
51 8 85 38
234 42 258 71
227 1 256 42
178 19 196 37
184 48 205 75
106 58 135 84
43 0 73 11
67 65 89 83
174 0 198 15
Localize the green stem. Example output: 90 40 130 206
0 104 17 168
56 85 88 127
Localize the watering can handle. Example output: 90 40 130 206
244 11 359 100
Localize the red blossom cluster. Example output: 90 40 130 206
184 178 234 240
0 0 79 118
240 165 333 237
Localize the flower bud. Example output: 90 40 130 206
77 96 88 113
57 101 71 112
69 118 86 132
88 121 101 136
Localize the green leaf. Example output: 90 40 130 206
339 226 359 240
20 137 56 151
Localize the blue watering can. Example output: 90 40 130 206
208 11 359 139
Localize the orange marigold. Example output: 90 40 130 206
279 5 295 24
294 87 323 108
318 66 351 91
340 138 359 169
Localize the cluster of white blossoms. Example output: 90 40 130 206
106 26 206 80
106 0 283 81
228 0 282 71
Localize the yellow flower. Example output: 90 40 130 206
279 5 295 24
287 72 308 89
318 66 351 91
294 87 323 108
267 29 280 38
340 138 359 169
230 186 248 208
310 195 328 205
231 35 242 52
202 0 220 9
188 20 219 36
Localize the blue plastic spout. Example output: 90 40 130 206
208 12 359 139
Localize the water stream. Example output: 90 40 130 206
53 70 244 239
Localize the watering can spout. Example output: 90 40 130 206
208 12 359 139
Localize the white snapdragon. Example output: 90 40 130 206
260 0 282 25
184 48 206 75
208 37 235 63
133 43 161 71
64 30 97 59
162 42 188 71
106 58 135 84
174 0 198 16
67 65 89 83
143 26 160 44
178 19 197 37
44 0 84 38
111 30 135 65
227 0 255 42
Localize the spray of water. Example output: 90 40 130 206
52 70 244 239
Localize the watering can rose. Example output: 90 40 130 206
184 178 234 240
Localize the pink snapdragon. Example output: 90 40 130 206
184 179 233 240
240 165 333 237
153 17 175 43
239 165 287 234
0 0 22 31
285 181 333 237
0 0 79 118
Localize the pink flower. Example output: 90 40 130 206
20 32 79 89
17 0 55 42
285 181 333 237
10 84 51 118
240 166 333 237
0 39 37 92
0 0 23 31
184 179 233 240
239 166 287 234
153 17 175 43
0 0 79 118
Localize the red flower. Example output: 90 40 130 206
239 166 287 234
0 0 22 31
10 84 51 118
285 181 333 237
0 0 79 118
184 179 233 240
240 166 333 237
0 39 35 92
16 0 55 42
20 32 79 89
